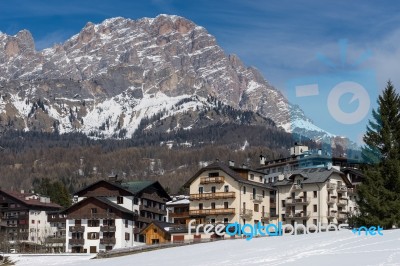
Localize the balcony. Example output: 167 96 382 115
327 183 337 190
190 192 235 200
169 211 190 218
133 227 141 234
251 194 263 203
46 237 66 243
327 211 336 219
327 196 336 205
189 208 236 216
69 238 84 245
337 185 348 192
239 209 253 218
286 211 311 219
270 202 276 208
139 205 167 215
292 184 303 191
200 176 225 184
100 237 116 245
68 213 116 219
100 226 116 232
337 199 348 206
286 197 310 205
337 213 348 220
261 212 269 222
137 216 153 224
348 187 357 194
69 226 85 232
142 192 166 203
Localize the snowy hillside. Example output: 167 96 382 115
8 229 400 266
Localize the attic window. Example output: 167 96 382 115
296 179 301 185
209 172 219 177
117 196 123 204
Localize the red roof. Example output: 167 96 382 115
1 190 62 209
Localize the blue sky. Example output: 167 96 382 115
1 0 400 143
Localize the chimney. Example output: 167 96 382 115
228 160 235 167
21 189 24 194
326 162 332 170
259 155 266 165
278 174 285 181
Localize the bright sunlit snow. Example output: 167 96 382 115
7 229 400 266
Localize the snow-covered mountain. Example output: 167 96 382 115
0 15 328 139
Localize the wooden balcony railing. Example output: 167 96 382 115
69 226 85 232
142 192 166 203
137 216 153 224
139 205 167 215
337 185 348 192
190 192 235 200
69 238 84 245
200 176 225 184
169 211 190 218
100 226 116 232
100 237 116 245
189 208 235 216
68 213 116 219
46 237 66 243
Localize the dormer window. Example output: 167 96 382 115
297 179 301 185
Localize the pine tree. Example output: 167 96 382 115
357 81 400 228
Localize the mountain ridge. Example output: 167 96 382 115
0 14 329 140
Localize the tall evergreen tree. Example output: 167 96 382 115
357 81 400 228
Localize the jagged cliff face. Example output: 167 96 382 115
0 15 325 139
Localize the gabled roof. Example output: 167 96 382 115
184 162 275 190
0 190 62 209
272 167 351 187
140 220 187 235
62 196 136 216
73 179 171 200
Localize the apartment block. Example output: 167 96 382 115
184 161 275 227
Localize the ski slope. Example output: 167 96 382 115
8 229 400 266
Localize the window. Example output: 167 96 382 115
38 220 41 224
199 187 204 194
313 219 317 225
211 218 215 224
211 202 216 209
133 198 138 205
211 186 216 193
32 220 35 224
282 200 286 208
117 196 124 204
87 232 99 239
313 191 317 198
224 185 229 192
91 208 97 214
224 202 229 209
254 204 259 212
313 205 317 212
243 186 246 194
296 179 301 185
262 190 265 198
125 233 130 240
224 218 229 224
125 219 129 228
199 203 203 210
88 220 100 227
250 174 254 180
252 188 256 198
153 229 157 233
209 172 219 177
259 176 263 182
